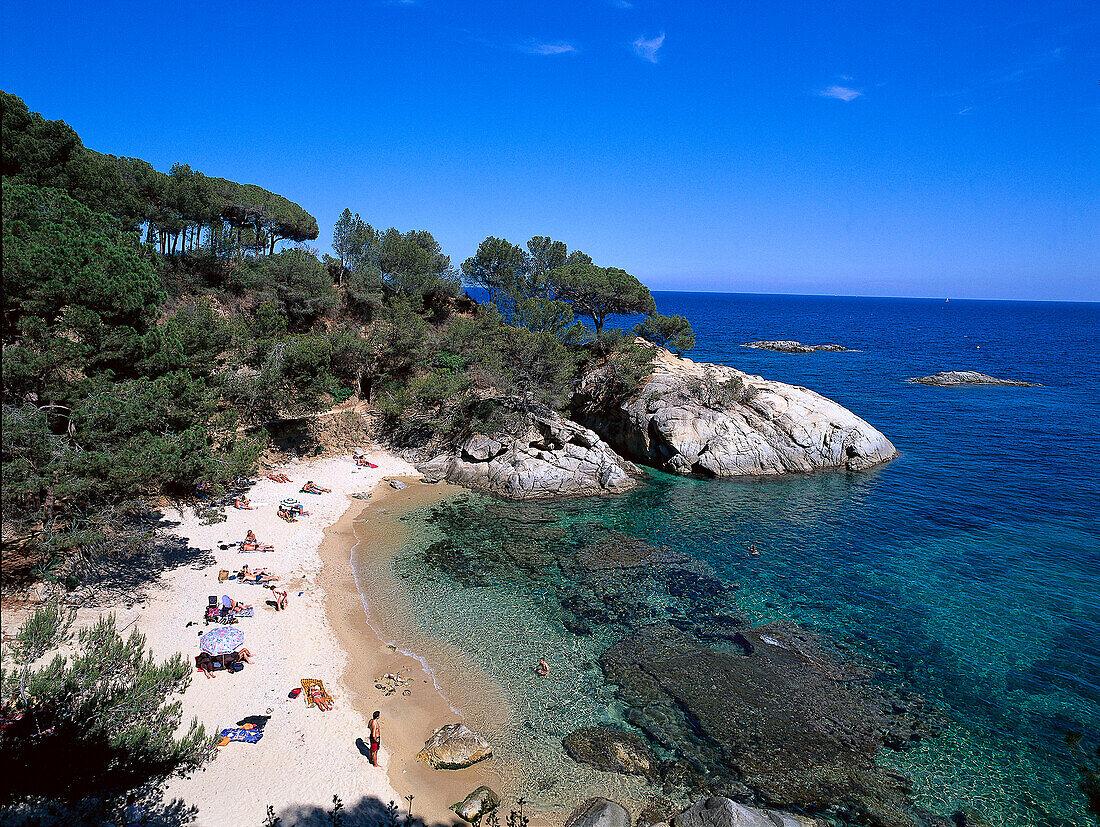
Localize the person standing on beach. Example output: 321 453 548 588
368 711 381 765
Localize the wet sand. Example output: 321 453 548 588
318 480 517 824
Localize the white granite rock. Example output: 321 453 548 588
580 345 896 477
673 797 823 827
418 402 639 500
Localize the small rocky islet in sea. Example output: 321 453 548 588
908 370 1042 387
741 340 854 353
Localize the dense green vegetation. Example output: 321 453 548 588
0 602 214 816
0 91 689 582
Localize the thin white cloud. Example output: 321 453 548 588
819 85 862 101
633 32 665 63
524 41 578 56
612 0 634 7
957 106 974 115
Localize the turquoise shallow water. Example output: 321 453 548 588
379 294 1100 825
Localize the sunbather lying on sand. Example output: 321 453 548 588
225 648 254 667
353 454 379 468
196 652 218 679
300 481 330 494
277 508 297 523
307 683 333 711
239 565 278 583
240 530 274 552
222 596 252 614
267 473 292 483
234 497 254 510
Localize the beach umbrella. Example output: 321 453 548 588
280 498 301 510
200 627 244 655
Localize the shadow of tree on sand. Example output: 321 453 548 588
271 795 461 827
143 797 200 826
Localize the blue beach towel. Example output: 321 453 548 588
218 727 263 744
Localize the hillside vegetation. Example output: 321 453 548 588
0 91 691 586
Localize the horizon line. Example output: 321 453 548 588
642 288 1099 305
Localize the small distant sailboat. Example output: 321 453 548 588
946 298 950 302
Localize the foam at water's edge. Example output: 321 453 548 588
347 503 463 717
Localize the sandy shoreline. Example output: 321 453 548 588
318 481 513 825
3 450 498 826
2 451 575 825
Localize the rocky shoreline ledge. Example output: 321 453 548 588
417 345 896 497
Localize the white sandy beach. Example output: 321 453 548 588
100 451 419 825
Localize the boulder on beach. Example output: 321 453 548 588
418 399 639 500
908 371 1041 387
673 797 823 827
741 340 851 353
577 344 896 477
451 786 500 824
562 726 655 778
417 723 493 769
566 798 632 827
389 479 408 489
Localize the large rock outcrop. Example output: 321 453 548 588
418 401 639 499
577 346 896 477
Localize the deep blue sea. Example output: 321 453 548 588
385 293 1100 825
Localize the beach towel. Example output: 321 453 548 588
217 727 263 746
300 678 333 710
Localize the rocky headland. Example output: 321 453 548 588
908 371 1041 387
742 340 853 353
417 400 640 499
577 345 896 477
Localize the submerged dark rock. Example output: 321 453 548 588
600 622 933 827
563 726 656 778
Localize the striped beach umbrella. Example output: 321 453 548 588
199 626 244 655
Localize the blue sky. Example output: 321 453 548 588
3 0 1098 300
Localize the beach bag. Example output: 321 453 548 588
218 569 230 582
204 605 220 623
